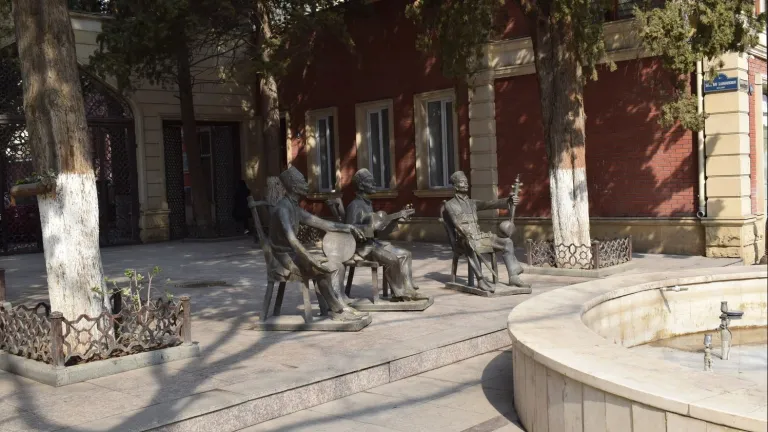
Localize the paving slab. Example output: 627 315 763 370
0 239 740 431
244 351 522 432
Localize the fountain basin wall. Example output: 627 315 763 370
507 266 767 432
582 277 767 348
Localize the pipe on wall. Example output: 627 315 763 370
696 60 707 219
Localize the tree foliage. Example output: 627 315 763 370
408 0 765 132
635 0 766 130
220 0 356 90
88 0 245 93
406 0 616 82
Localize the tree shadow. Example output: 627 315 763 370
0 235 563 431
495 58 698 220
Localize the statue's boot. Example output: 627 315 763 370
403 288 428 300
329 307 369 321
503 253 531 290
508 275 532 292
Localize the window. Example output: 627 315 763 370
427 99 455 188
305 107 340 195
414 89 460 194
368 108 391 188
355 100 396 192
198 128 212 157
316 116 335 192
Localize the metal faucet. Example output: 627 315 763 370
703 334 713 371
719 301 743 360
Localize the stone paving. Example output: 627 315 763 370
241 349 523 432
0 239 741 431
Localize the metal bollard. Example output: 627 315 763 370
50 312 65 367
180 296 192 345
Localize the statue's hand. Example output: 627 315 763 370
311 256 333 273
347 225 366 242
509 194 520 207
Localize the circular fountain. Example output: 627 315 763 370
507 266 767 432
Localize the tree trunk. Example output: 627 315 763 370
260 76 281 177
11 0 109 319
177 42 213 235
528 8 592 269
255 0 282 187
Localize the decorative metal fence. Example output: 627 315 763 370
0 46 139 254
0 296 192 367
525 236 633 269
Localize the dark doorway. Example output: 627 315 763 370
163 121 242 240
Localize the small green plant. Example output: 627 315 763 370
92 266 173 317
14 170 57 186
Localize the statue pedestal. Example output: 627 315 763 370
250 314 372 332
444 282 532 297
349 296 434 312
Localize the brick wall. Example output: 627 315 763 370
748 56 767 214
495 58 697 217
279 0 470 218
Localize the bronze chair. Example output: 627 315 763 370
439 201 498 287
248 197 330 322
325 197 389 298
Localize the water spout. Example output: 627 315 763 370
719 301 744 360
704 334 713 371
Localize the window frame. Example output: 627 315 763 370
305 107 340 195
315 116 336 192
414 89 460 193
355 99 397 193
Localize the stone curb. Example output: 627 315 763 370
522 261 634 278
61 330 511 432
0 343 200 387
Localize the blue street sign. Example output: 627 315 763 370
703 73 740 94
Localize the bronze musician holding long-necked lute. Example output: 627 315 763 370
444 171 531 293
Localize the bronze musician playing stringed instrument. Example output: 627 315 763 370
345 169 425 302
444 171 531 293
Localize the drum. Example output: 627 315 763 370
322 232 356 262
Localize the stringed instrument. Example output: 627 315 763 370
368 203 415 235
499 175 522 238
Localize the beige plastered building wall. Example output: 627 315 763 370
393 19 767 260
66 13 260 242
702 50 766 263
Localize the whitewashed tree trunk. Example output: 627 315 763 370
549 164 592 268
528 6 593 268
12 0 110 325
39 173 109 318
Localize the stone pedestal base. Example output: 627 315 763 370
349 296 434 312
443 282 532 297
249 315 372 332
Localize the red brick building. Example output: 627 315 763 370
276 0 768 261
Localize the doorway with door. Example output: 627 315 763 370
163 121 242 240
